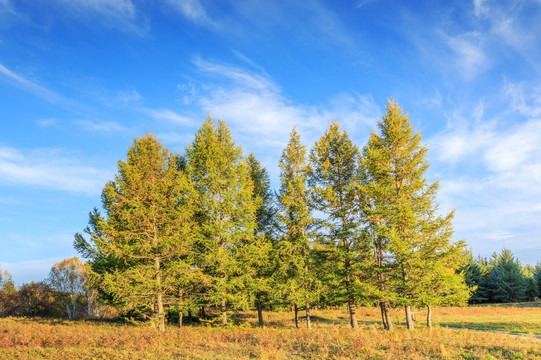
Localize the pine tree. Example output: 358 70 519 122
277 128 317 329
308 121 367 329
75 134 196 331
487 249 525 302
185 117 257 325
361 100 464 330
535 263 541 299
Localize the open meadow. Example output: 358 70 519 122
1 304 540 360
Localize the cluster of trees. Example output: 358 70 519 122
0 260 111 319
74 100 470 331
463 248 541 304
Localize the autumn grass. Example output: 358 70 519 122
1 305 540 359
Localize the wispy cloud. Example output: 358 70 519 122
472 0 541 74
52 0 147 35
166 0 215 27
185 58 380 174
428 80 541 259
74 120 128 133
0 0 20 25
168 1 366 64
355 0 379 9
142 108 194 125
0 63 77 108
444 31 488 80
37 118 60 128
0 145 112 196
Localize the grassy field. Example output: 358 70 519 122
1 304 540 359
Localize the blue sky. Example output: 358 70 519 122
1 0 540 285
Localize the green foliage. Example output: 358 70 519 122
75 133 196 330
185 117 257 323
244 153 275 324
308 121 368 326
276 128 319 317
361 100 469 314
463 249 539 304
487 249 525 303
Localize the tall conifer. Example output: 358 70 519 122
75 134 196 331
309 121 367 329
277 128 316 329
185 117 257 325
362 100 462 330
245 153 275 327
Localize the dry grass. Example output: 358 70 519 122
1 305 540 359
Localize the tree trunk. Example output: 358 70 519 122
345 265 358 329
65 302 72 319
178 289 183 328
187 309 192 324
220 299 227 325
294 304 299 328
380 302 393 330
426 305 432 331
379 302 387 329
405 305 414 331
71 294 77 320
305 304 311 329
157 292 165 331
348 298 359 329
155 256 165 332
256 296 264 328
200 306 206 320
178 310 183 328
87 289 95 318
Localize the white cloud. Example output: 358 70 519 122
428 80 541 261
355 0 379 9
190 59 380 157
0 145 112 196
444 32 488 80
415 90 443 109
52 0 147 35
142 108 194 125
194 57 279 93
504 80 541 119
0 63 76 108
473 0 488 17
37 118 60 128
166 0 214 26
74 120 128 133
471 0 541 74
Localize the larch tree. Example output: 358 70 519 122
362 100 460 330
74 134 196 331
277 128 317 329
184 117 257 325
245 153 275 328
308 121 367 329
416 241 470 330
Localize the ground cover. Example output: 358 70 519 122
0 305 540 359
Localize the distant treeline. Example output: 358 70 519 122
462 248 541 304
0 259 115 319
